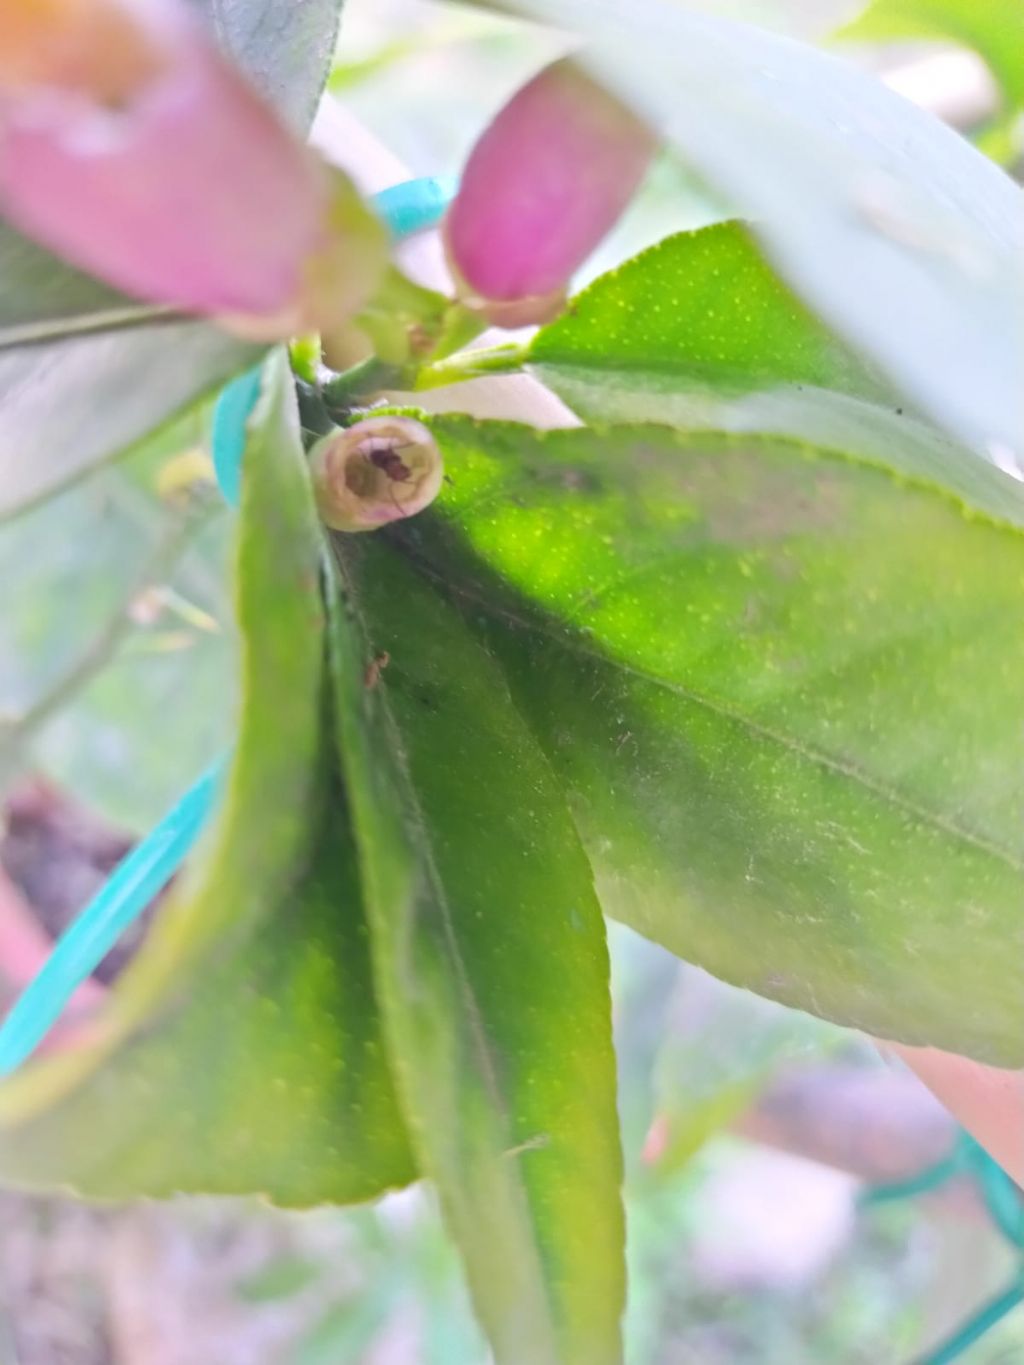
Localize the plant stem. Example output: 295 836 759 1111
321 357 406 413
415 341 530 391
0 510 199 772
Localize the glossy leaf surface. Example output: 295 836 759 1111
391 416 1024 1064
199 0 346 129
529 224 1024 526
327 534 625 1364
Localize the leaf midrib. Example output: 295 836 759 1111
328 537 563 1358
0 305 180 353
405 548 1023 875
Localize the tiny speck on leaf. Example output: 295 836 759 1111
364 651 390 690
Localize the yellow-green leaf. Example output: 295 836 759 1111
0 354 413 1203
530 224 1024 526
836 0 1024 113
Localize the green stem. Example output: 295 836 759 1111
0 509 198 772
415 341 530 391
322 337 528 411
321 357 406 413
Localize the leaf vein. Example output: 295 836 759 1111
412 555 1023 874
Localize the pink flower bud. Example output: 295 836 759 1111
444 58 656 328
0 0 385 337
219 167 389 343
0 0 165 100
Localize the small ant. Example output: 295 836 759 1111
367 444 412 483
361 438 413 516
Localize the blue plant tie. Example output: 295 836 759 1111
0 762 224 1077
373 175 459 241
919 1279 1023 1365
0 176 455 1076
863 1129 1024 1363
210 366 262 508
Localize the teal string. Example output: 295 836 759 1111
210 366 262 507
0 761 225 1076
0 176 456 1076
860 1150 965 1207
863 1129 1024 1363
972 1136 1024 1249
917 1278 1024 1365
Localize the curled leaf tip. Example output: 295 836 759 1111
310 416 444 533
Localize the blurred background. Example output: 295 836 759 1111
1 0 1022 1360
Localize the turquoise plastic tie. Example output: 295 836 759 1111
918 1278 1023 1365
0 761 224 1076
864 1129 1024 1363
210 366 262 507
0 176 455 1076
373 175 459 240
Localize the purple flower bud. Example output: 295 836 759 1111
444 58 656 328
0 0 383 336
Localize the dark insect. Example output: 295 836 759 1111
366 441 412 484
360 438 414 516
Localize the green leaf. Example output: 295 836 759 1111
0 407 235 825
529 224 1024 527
485 0 1024 462
199 0 346 131
325 535 626 1364
534 223 886 403
390 416 1024 1065
235 1255 320 1303
0 322 259 518
0 0 347 511
0 234 153 345
0 353 413 1204
836 0 1024 112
